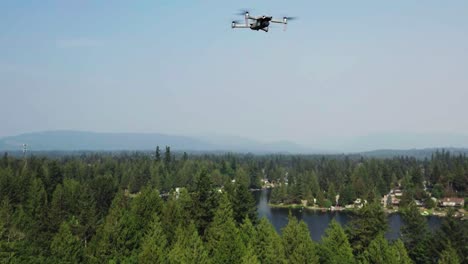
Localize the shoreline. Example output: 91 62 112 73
267 202 465 218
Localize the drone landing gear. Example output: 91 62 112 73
261 27 269 32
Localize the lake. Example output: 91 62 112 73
254 189 442 241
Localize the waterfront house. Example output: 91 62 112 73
439 197 464 207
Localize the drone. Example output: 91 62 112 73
231 10 296 32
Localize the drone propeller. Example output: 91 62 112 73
283 16 298 22
236 9 251 16
282 16 297 31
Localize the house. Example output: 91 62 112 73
382 193 400 207
440 197 464 207
393 189 403 197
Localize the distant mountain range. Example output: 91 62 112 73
0 130 307 154
1 130 468 158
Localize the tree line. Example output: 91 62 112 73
0 149 466 263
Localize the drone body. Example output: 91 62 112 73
232 11 296 32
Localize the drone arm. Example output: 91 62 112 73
271 18 288 31
232 23 250 29
270 19 286 24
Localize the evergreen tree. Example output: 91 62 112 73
346 202 387 255
438 245 460 264
155 146 161 162
362 234 399 264
205 193 245 264
240 217 257 247
319 220 354 264
193 170 217 235
0 199 23 263
90 191 133 262
164 146 172 168
232 182 257 225
401 203 433 264
241 244 260 264
281 214 318 264
435 210 468 263
46 161 63 198
391 240 413 264
168 223 211 264
50 219 83 263
254 218 286 264
138 215 167 264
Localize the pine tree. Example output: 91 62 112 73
435 210 467 263
320 220 354 264
193 170 217 235
139 215 167 264
155 146 161 162
90 191 132 262
0 199 22 263
438 245 460 264
254 218 286 264
401 203 433 264
362 234 407 264
205 192 245 264
346 202 387 255
241 243 260 264
50 219 83 263
168 223 211 264
232 182 257 225
25 177 49 249
390 240 413 264
164 146 172 168
281 214 318 264
240 217 257 247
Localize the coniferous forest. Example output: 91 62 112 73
0 148 467 263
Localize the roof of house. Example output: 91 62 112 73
441 197 464 203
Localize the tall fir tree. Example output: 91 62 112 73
319 220 355 264
138 215 167 264
205 192 246 264
281 214 319 264
168 223 211 264
346 202 387 256
401 203 433 264
438 244 460 264
193 170 218 235
50 219 83 263
254 218 286 264
155 146 161 162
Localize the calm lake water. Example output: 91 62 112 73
254 189 442 241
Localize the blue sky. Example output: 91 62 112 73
1 0 468 148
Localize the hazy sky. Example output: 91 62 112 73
1 0 468 147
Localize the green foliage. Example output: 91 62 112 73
438 245 460 264
50 219 83 263
401 203 433 264
231 182 257 224
205 193 246 264
319 220 354 264
0 151 467 263
362 234 413 264
193 170 218 235
346 202 388 255
254 218 286 264
281 214 319 264
434 210 468 263
391 240 413 264
138 215 167 264
168 223 211 264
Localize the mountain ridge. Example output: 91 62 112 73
1 130 468 157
